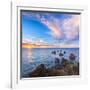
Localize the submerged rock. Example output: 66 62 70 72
51 51 56 55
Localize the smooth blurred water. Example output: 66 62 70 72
21 48 79 77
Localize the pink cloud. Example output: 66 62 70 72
62 15 80 40
23 38 32 43
23 12 80 41
40 15 80 40
40 17 64 39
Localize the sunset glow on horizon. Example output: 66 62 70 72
21 11 80 47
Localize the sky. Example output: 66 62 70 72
21 10 80 46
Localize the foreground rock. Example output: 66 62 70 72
28 61 79 77
29 64 47 77
47 68 67 76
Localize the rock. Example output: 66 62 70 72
73 64 79 75
28 61 79 77
57 50 59 52
69 53 76 61
29 64 47 77
60 50 62 52
55 58 60 64
55 64 63 69
47 69 67 76
59 53 63 56
64 64 74 75
63 51 66 54
64 63 79 75
61 58 70 67
51 51 56 55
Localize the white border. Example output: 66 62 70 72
11 1 88 88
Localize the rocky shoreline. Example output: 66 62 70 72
25 59 79 77
23 50 79 77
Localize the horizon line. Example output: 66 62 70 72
22 43 79 48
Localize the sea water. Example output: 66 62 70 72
21 48 79 77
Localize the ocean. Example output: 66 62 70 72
21 48 79 77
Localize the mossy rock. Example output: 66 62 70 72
64 64 79 75
73 65 79 75
47 69 67 76
61 58 70 67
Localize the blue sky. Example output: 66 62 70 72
22 11 80 46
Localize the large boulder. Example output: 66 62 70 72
73 64 79 75
64 64 74 75
69 53 76 61
29 64 47 77
47 69 67 76
54 64 63 69
64 63 79 75
61 58 70 67
55 57 60 64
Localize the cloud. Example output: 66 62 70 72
22 11 80 44
22 12 64 39
62 15 80 40
23 38 32 43
39 14 80 41
40 16 64 39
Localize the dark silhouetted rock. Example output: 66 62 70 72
51 51 56 55
55 58 60 64
64 51 66 54
59 53 63 56
69 53 76 61
29 64 47 77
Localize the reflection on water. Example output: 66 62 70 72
21 48 79 77
28 48 33 63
